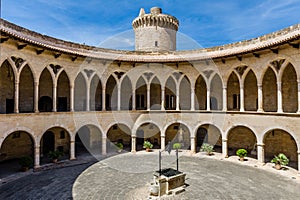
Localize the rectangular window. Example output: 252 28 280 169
60 131 65 139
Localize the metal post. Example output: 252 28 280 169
159 150 161 176
176 148 179 171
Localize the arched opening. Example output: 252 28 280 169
90 75 102 111
19 65 34 113
179 76 191 110
264 129 298 169
195 75 207 110
75 125 102 157
106 75 117 110
210 74 223 110
165 123 190 149
121 76 132 110
227 72 240 111
74 73 87 111
150 77 161 110
39 68 53 112
57 71 70 112
195 125 222 153
227 126 257 158
282 64 298 113
0 131 34 176
136 123 160 151
0 60 15 114
244 70 258 111
40 127 70 164
136 77 147 110
107 124 131 153
165 76 176 110
263 68 277 112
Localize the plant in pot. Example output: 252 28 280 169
236 149 247 161
18 156 33 172
143 141 153 152
173 143 182 150
48 150 64 163
271 153 289 170
200 143 214 156
116 142 123 153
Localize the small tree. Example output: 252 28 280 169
200 143 214 155
271 153 289 169
173 143 182 149
116 142 123 152
143 141 153 151
19 156 33 170
236 149 247 161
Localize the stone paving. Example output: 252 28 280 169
1 151 300 200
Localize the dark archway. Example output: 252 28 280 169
136 77 147 110
74 73 87 111
19 65 34 113
57 71 70 112
106 75 117 110
39 68 53 112
121 76 132 110
263 68 277 112
227 72 240 111
195 75 207 110
179 76 191 110
90 75 102 111
150 77 161 110
196 125 222 153
244 70 258 111
210 74 223 110
0 60 15 114
136 123 160 151
165 76 176 110
165 123 190 149
282 64 298 113
107 124 131 153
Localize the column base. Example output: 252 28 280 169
131 150 136 153
70 157 76 160
257 109 263 112
34 165 40 169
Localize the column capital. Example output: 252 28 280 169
190 136 195 139
222 139 228 142
256 143 265 147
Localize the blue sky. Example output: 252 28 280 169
1 0 300 50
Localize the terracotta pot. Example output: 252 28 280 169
239 157 244 161
52 159 58 163
146 148 151 152
275 164 281 170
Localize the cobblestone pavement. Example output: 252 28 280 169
1 151 300 200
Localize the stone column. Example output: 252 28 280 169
161 136 165 151
176 86 180 111
161 86 165 111
297 81 300 113
70 140 76 160
117 84 121 111
222 86 227 111
14 81 19 113
191 86 195 111
277 81 283 113
70 84 74 112
190 137 196 154
102 137 107 155
132 89 136 110
86 85 90 111
257 84 263 112
206 90 211 111
131 136 136 153
34 145 40 168
147 85 150 111
34 81 39 112
53 84 57 112
240 85 244 112
257 143 265 163
298 150 300 174
222 139 228 158
102 88 106 111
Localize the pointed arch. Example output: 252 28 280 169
244 70 258 111
179 75 191 110
74 72 87 111
0 60 15 113
195 74 207 110
57 70 70 111
135 76 147 110
210 74 223 110
262 67 277 112
150 76 161 110
105 75 117 110
282 63 297 113
19 64 34 113
227 72 240 111
39 68 53 112
165 76 176 110
120 75 132 110
90 74 102 111
107 123 131 152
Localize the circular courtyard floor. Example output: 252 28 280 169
73 152 300 200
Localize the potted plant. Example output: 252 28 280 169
200 143 214 156
116 142 123 153
18 156 33 171
48 150 64 163
173 143 182 150
271 153 289 170
143 141 153 152
236 149 247 161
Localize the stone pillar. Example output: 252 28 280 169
277 81 283 113
70 84 74 112
297 81 300 113
86 85 90 111
206 90 211 111
257 143 265 163
14 81 19 113
131 136 136 153
34 81 39 112
161 136 165 150
222 139 228 158
102 88 106 111
102 137 107 155
222 86 227 111
34 145 40 168
240 85 244 112
298 150 300 174
132 89 136 110
161 86 165 111
190 137 196 154
257 84 263 112
53 84 57 112
147 85 150 111
70 140 76 160
117 84 121 111
191 86 195 111
176 86 180 111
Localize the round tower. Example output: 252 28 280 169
132 7 179 52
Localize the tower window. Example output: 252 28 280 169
155 41 158 47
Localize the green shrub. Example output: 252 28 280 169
271 153 289 166
143 141 153 149
200 143 214 155
48 150 64 160
116 142 123 150
236 149 247 157
173 143 181 149
18 156 33 167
